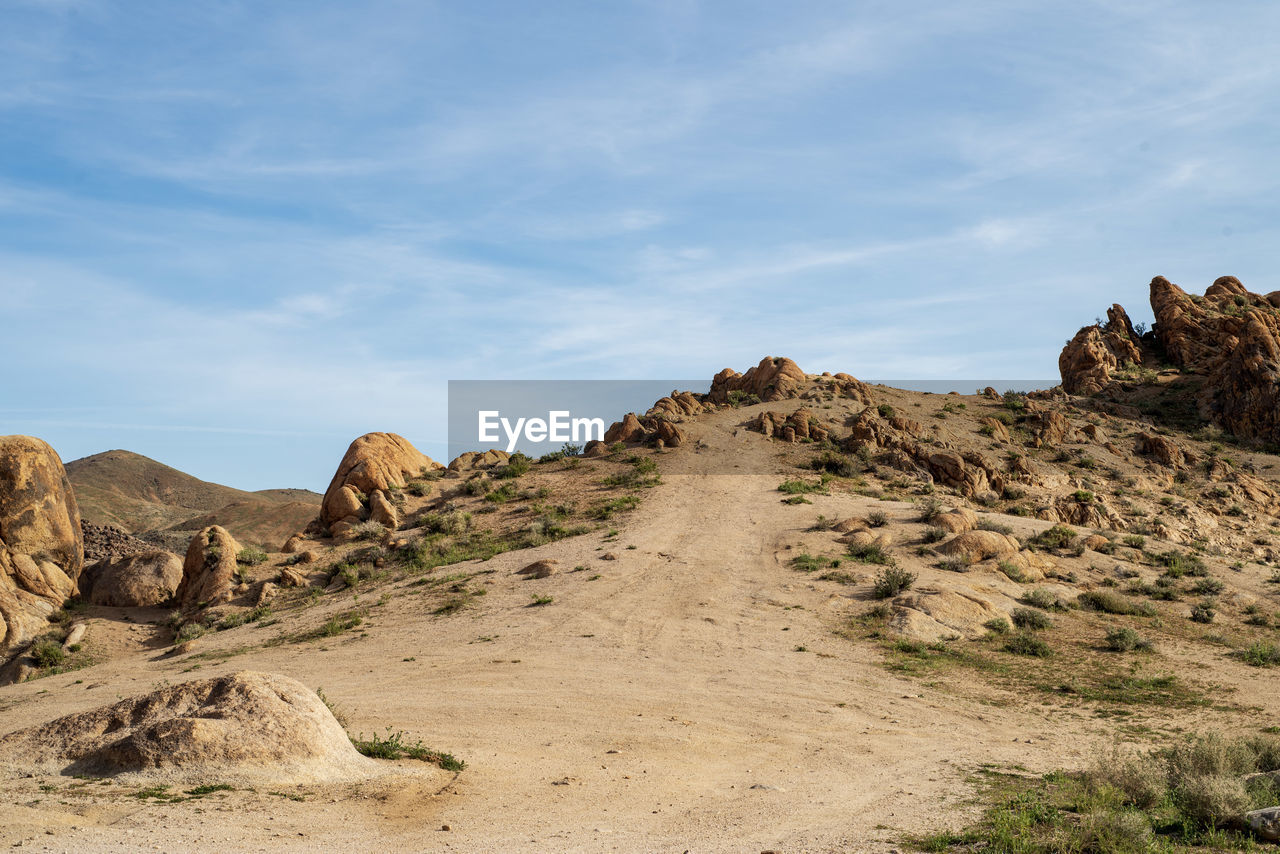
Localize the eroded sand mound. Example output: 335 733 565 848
0 671 379 784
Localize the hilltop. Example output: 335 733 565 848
65 449 320 551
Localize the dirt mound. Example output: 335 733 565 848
0 671 378 784
0 435 82 653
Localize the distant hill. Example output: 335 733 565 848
65 450 321 551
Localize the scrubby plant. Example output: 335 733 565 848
871 566 916 599
867 510 888 528
983 617 1011 635
996 560 1027 583
1028 524 1078 551
1104 627 1152 652
1011 607 1053 630
1021 587 1064 611
809 451 858 478
849 543 895 567
1077 590 1153 617
236 547 268 566
29 639 65 669
1003 632 1051 657
921 526 947 544
1189 601 1216 624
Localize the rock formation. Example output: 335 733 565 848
320 433 443 536
80 520 155 562
708 356 808 404
80 550 183 607
174 525 242 611
1060 275 1280 445
0 436 83 653
0 671 378 784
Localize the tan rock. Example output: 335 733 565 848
0 435 83 652
83 550 182 608
281 535 306 554
175 526 242 611
709 357 808 404
932 508 978 534
278 567 307 587
368 490 399 529
0 671 379 785
516 559 558 579
320 433 441 528
936 530 1019 563
890 589 1003 641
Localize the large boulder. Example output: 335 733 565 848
0 436 83 653
936 530 1020 563
81 550 183 608
320 433 442 529
0 671 379 784
174 526 242 611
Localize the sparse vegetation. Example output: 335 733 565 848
872 566 916 598
351 728 466 772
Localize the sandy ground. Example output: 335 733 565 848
0 405 1261 852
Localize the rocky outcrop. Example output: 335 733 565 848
320 433 442 533
0 671 378 784
602 413 686 448
1060 276 1280 445
80 550 183 608
174 526 241 611
751 408 829 442
839 409 1005 499
80 521 154 563
935 530 1020 563
0 436 83 653
709 357 808 404
1059 305 1144 395
448 449 510 472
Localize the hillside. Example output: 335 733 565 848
5 347 1280 850
65 450 320 551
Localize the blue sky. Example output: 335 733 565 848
3 1 1278 491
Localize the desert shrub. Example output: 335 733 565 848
1078 590 1153 616
916 497 943 523
937 557 972 573
726 390 760 408
921 526 947 544
1021 587 1063 611
1160 732 1280 825
1071 490 1095 504
351 521 386 540
983 617 1011 635
809 451 858 478
350 729 466 772
790 553 836 573
462 474 491 496
420 510 472 536
591 495 640 520
237 547 268 566
1011 607 1052 630
1237 641 1280 667
29 639 65 669
493 453 532 479
1156 551 1208 577
1122 534 1146 549
1104 627 1152 652
175 622 206 643
1190 601 1216 624
778 478 826 495
976 518 1013 535
1192 577 1224 596
484 483 518 503
1087 744 1166 809
996 560 1027 583
1028 524 1077 551
867 510 888 528
877 403 895 418
1003 632 1051 657
872 566 916 599
849 543 895 566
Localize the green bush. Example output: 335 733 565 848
1011 607 1053 630
1003 632 1051 657
29 639 65 669
809 451 858 478
1190 601 1216 624
236 547 268 566
849 543 895 566
1028 524 1078 551
1104 627 1152 652
1077 590 1152 616
872 566 916 598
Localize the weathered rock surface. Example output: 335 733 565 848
0 671 378 784
80 520 154 563
174 526 242 611
81 550 183 607
516 559 558 579
1060 276 1280 445
1246 806 1280 842
0 436 83 653
709 356 808 404
320 433 442 530
936 531 1020 563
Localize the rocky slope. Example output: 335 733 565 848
1060 275 1280 445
